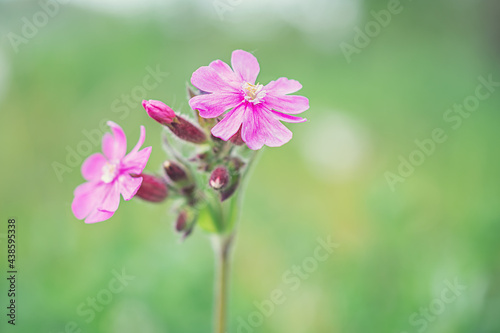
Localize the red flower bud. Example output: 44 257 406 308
175 210 187 232
163 161 188 183
134 173 168 202
229 127 245 146
175 209 196 240
209 166 230 190
142 100 176 125
220 176 239 202
169 116 207 144
229 157 245 171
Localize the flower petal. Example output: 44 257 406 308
118 174 143 201
74 181 119 224
72 182 106 220
129 125 146 155
264 94 309 114
122 146 152 175
209 60 241 88
271 110 307 123
85 209 115 224
241 107 292 150
211 103 248 141
96 180 120 213
265 77 302 95
231 50 260 84
191 65 238 93
189 92 243 118
102 121 127 161
81 153 106 181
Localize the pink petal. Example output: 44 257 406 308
102 121 127 161
72 182 106 220
231 50 260 84
265 77 302 95
129 125 146 155
241 107 292 150
97 181 120 213
118 174 143 201
122 146 152 175
189 92 243 118
211 103 248 141
209 60 241 88
264 94 309 114
85 209 115 224
191 65 238 93
271 110 307 123
81 153 107 181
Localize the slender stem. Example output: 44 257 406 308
212 149 259 332
213 234 233 333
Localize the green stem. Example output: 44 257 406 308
213 234 233 333
211 149 260 332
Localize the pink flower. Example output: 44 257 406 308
72 121 152 223
189 50 309 150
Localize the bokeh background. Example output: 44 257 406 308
1 0 500 332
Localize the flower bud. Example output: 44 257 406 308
143 99 207 144
163 161 188 183
134 173 168 202
209 166 229 190
228 157 245 171
142 100 176 125
229 127 245 146
220 175 239 202
169 116 207 144
175 210 188 232
175 209 196 240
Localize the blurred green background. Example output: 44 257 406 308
1 0 500 332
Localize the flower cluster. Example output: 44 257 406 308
72 50 308 232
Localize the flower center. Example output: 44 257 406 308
242 82 266 104
101 162 118 183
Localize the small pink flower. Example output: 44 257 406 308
72 121 152 223
189 50 309 150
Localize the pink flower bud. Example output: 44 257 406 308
133 173 168 203
143 99 207 144
142 100 176 125
209 166 229 190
